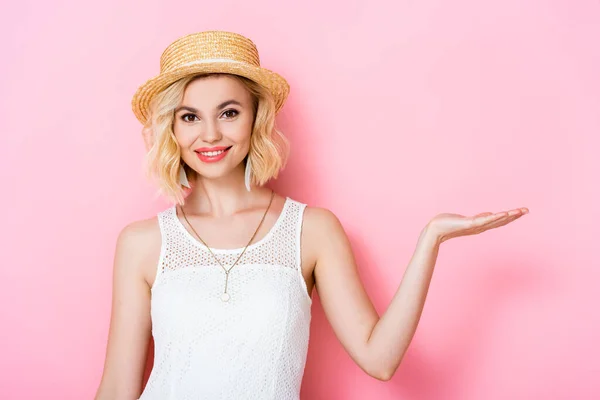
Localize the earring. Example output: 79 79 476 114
179 164 191 188
244 157 252 192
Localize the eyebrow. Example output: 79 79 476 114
174 100 243 114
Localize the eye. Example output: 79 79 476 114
181 113 198 123
222 109 239 119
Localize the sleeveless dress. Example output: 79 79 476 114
138 197 313 400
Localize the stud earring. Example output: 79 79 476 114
244 157 252 192
179 163 191 188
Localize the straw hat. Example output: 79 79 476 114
131 31 290 125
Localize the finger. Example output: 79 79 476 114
482 212 508 222
470 212 506 229
488 209 525 222
472 208 526 233
504 212 526 224
482 213 523 230
474 212 494 218
505 208 528 216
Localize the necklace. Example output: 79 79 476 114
178 190 275 302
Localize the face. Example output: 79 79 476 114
173 74 255 182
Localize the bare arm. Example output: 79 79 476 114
95 220 157 399
308 205 527 381
362 225 440 380
305 207 386 379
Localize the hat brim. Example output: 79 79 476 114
131 61 290 124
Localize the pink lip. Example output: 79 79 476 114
195 145 230 152
195 146 231 163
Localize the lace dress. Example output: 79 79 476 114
138 197 312 400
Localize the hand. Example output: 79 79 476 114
426 207 529 243
142 125 154 152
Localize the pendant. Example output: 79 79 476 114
221 292 230 302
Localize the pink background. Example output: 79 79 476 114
1 0 598 399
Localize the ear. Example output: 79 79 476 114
142 125 154 152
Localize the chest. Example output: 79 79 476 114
145 199 316 301
150 265 311 338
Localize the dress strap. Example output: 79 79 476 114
152 207 173 289
294 202 307 272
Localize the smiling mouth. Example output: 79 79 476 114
195 146 232 157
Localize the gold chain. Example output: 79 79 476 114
177 190 275 302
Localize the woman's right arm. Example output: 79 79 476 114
95 219 158 400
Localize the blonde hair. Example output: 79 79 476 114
142 73 289 205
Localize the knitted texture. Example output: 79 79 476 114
138 197 312 400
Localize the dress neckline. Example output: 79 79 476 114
170 196 290 254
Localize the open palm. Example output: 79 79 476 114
428 207 529 243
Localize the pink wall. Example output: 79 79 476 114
1 0 598 399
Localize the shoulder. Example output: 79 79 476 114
284 196 344 236
303 206 343 232
117 215 161 246
298 206 351 272
114 213 163 286
301 206 348 249
285 197 340 226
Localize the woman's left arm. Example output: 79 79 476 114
305 206 529 381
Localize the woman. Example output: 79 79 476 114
95 31 528 400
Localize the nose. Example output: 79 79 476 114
199 119 222 143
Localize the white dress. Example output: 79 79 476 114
138 197 313 400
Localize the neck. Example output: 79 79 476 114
183 164 272 217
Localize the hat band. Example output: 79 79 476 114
170 58 255 72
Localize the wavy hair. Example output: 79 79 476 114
142 73 289 205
